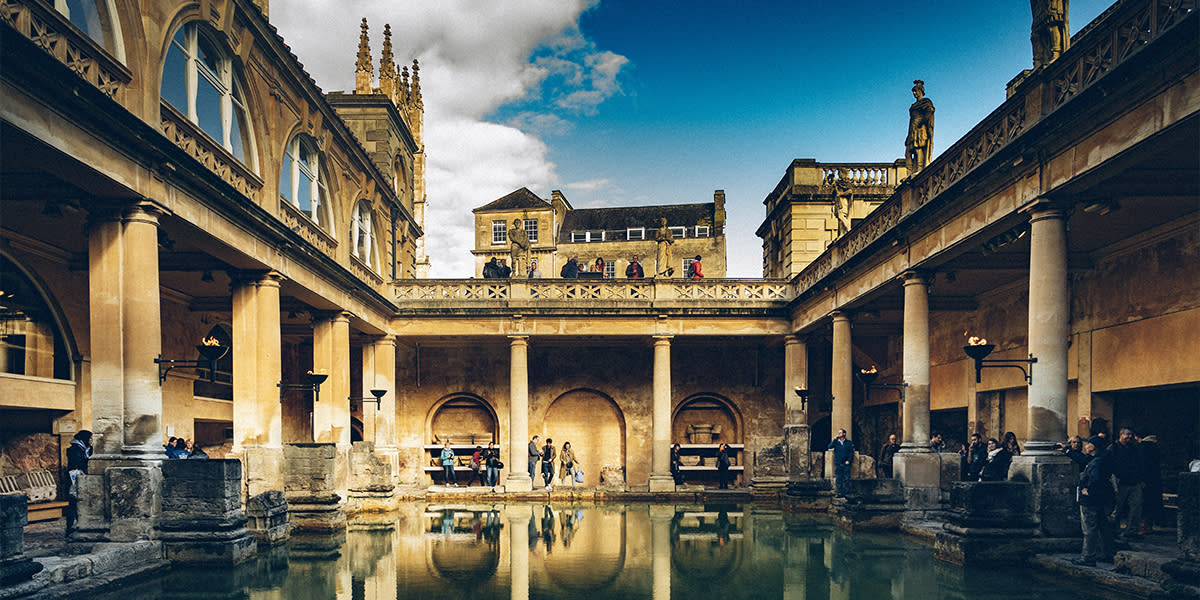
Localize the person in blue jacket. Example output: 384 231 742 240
1073 435 1115 566
827 428 854 497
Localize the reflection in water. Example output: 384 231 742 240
90 502 1115 600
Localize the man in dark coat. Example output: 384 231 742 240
961 432 987 480
1073 436 1115 566
1110 427 1144 537
482 258 501 278
65 430 92 534
827 429 854 497
625 256 645 279
878 433 900 478
560 257 579 278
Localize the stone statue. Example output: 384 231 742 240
653 217 675 278
833 168 853 236
905 80 935 176
1031 0 1069 68
508 218 529 279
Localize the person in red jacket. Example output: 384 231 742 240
688 255 704 279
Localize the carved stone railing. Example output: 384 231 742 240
161 103 261 197
349 256 383 287
278 199 336 259
820 163 900 187
392 279 793 308
1 0 131 99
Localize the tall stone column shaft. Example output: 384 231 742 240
87 211 125 456
119 203 164 458
312 312 352 446
232 272 283 496
371 336 398 449
649 336 674 491
360 342 378 443
1026 207 1069 454
506 336 532 491
900 272 930 450
831 312 853 437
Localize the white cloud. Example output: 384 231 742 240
269 0 621 278
564 178 612 192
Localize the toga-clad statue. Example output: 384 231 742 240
905 80 935 177
1031 0 1069 68
509 218 530 279
653 217 675 278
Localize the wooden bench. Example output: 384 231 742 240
1 471 68 522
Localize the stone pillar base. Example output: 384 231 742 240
159 459 257 564
781 479 834 512
284 444 345 535
1 493 43 586
246 491 290 546
239 446 284 500
895 452 940 487
505 474 533 492
648 475 676 492
107 466 162 542
833 479 907 530
347 441 395 515
784 424 812 481
1009 454 1077 537
931 481 1078 565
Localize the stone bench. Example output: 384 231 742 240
0 472 67 523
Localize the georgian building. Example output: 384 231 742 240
472 187 727 278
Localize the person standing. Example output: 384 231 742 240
688 255 704 279
65 430 92 534
594 257 607 278
559 441 577 486
1073 436 1115 566
560 257 579 279
827 429 855 497
483 442 501 487
440 441 458 487
1111 427 1144 538
670 443 684 485
1002 431 1022 456
979 438 1013 481
528 435 542 482
469 446 484 486
878 434 901 478
541 438 557 490
961 433 987 480
1139 433 1162 532
929 432 946 452
716 443 732 489
625 256 645 278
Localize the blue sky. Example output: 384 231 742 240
272 0 1111 277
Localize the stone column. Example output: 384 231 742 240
1025 207 1069 454
361 343 378 444
232 272 284 497
120 203 165 459
649 504 673 600
507 506 531 600
894 272 941 502
87 209 125 456
830 312 853 437
1009 206 1075 537
784 336 812 481
506 336 533 492
649 336 675 492
312 312 351 497
371 336 399 483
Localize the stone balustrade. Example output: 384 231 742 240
393 278 794 309
820 163 899 187
1 0 133 100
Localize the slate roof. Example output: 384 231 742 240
558 203 715 244
473 187 551 212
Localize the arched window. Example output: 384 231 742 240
351 201 373 267
280 136 330 228
0 255 72 381
55 0 124 61
161 22 254 164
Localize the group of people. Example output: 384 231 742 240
1067 426 1163 566
439 441 503 487
559 256 609 278
485 254 703 280
527 436 581 490
669 442 734 489
164 436 209 460
958 431 1021 481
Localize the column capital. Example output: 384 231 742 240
507 334 529 343
372 334 396 348
123 200 169 224
830 310 851 323
899 269 931 285
1019 198 1069 220
652 335 673 345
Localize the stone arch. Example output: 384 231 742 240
672 393 743 445
0 251 77 381
541 389 625 486
425 393 498 445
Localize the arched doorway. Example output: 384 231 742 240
424 395 498 484
542 389 625 487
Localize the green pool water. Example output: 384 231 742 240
95 502 1114 599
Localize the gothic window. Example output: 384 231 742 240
523 219 538 244
351 201 373 268
161 23 254 165
55 0 123 60
280 136 331 229
492 220 507 244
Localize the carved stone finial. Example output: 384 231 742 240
354 18 372 94
380 24 396 98
399 65 411 105
410 59 422 106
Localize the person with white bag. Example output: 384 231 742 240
559 441 582 486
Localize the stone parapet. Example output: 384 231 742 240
832 478 907 530
158 459 257 564
246 491 290 546
933 481 1078 565
346 442 396 514
284 444 346 534
0 493 42 587
781 479 833 512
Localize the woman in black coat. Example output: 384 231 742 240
979 438 1013 481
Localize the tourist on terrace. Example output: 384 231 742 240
1060 435 1089 473
716 443 732 489
878 433 900 478
929 432 945 452
1003 431 1022 456
469 446 484 486
498 259 512 278
528 435 542 482
560 257 579 278
529 258 542 278
979 438 1012 481
482 257 502 278
594 257 607 277
625 256 645 278
827 429 854 496
483 442 501 487
541 438 557 490
688 255 704 279
961 432 986 480
166 437 190 459
559 441 577 486
187 442 209 459
440 441 458 487
1074 435 1115 566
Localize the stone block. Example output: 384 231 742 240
247 491 291 546
107 466 161 541
752 436 787 480
943 481 1037 532
284 444 338 494
895 452 940 488
1 493 28 558
349 442 394 493
784 425 811 480
1179 471 1199 562
1009 455 1078 537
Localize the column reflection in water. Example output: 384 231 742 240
507 505 531 600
